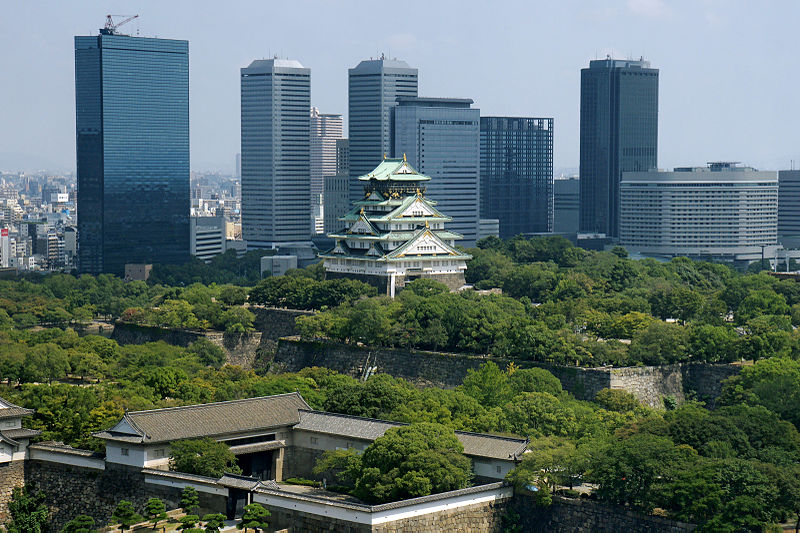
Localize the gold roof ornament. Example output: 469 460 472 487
403 153 407 162
360 207 365 214
383 153 387 159
425 220 429 228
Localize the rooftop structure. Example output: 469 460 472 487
320 158 471 296
0 396 40 462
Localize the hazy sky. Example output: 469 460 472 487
2 0 799 173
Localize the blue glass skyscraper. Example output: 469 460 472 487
480 117 554 238
393 97 481 245
75 32 189 275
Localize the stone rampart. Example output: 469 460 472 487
23 448 225 530
272 339 740 408
0 460 24 522
110 307 311 369
511 494 696 532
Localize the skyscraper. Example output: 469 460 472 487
241 59 311 249
324 139 350 234
579 58 658 237
393 97 481 245
348 56 418 202
75 32 189 275
310 108 343 234
778 170 800 247
480 117 554 237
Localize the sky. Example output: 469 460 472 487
1 0 799 174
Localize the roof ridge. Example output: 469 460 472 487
128 392 307 416
300 409 527 443
453 429 528 443
299 409 406 426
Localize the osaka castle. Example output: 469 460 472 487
320 157 471 297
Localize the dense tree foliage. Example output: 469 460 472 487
5 486 48 533
315 423 471 503
169 437 242 478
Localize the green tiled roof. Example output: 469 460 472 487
358 158 431 182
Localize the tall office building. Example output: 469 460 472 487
75 31 189 275
393 97 480 245
348 56 418 202
579 58 658 238
310 108 343 234
480 117 554 237
778 170 800 247
241 59 311 249
324 139 350 234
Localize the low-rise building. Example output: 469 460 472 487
620 163 778 265
94 392 526 483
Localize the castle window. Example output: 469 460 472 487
120 448 129 456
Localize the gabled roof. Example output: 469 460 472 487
0 397 34 420
358 159 430 182
386 228 471 260
347 214 380 236
94 393 310 444
294 410 527 461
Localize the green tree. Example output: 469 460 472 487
218 285 248 306
237 503 270 532
111 500 143 531
628 321 689 365
460 361 510 407
144 497 167 530
60 514 96 533
202 513 227 533
219 307 255 333
6 486 48 533
169 437 242 478
504 392 578 438
188 338 227 368
21 342 70 383
591 434 687 513
178 514 201 531
508 436 586 492
180 486 200 515
594 389 641 413
350 423 472 503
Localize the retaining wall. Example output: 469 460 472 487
0 460 24 522
272 339 741 408
511 495 696 532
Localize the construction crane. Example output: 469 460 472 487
100 14 139 36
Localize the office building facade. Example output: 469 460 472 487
241 59 311 249
348 57 418 203
579 58 658 238
310 108 343 234
324 139 351 234
480 117 554 238
393 97 481 245
619 163 778 263
553 176 580 234
75 33 190 275
778 170 800 248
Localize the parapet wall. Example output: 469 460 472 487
23 446 225 530
272 339 741 408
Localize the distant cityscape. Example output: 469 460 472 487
1 17 799 277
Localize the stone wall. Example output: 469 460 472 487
511 495 695 532
110 308 310 370
24 460 224 530
272 339 740 408
271 338 492 388
0 460 25 522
